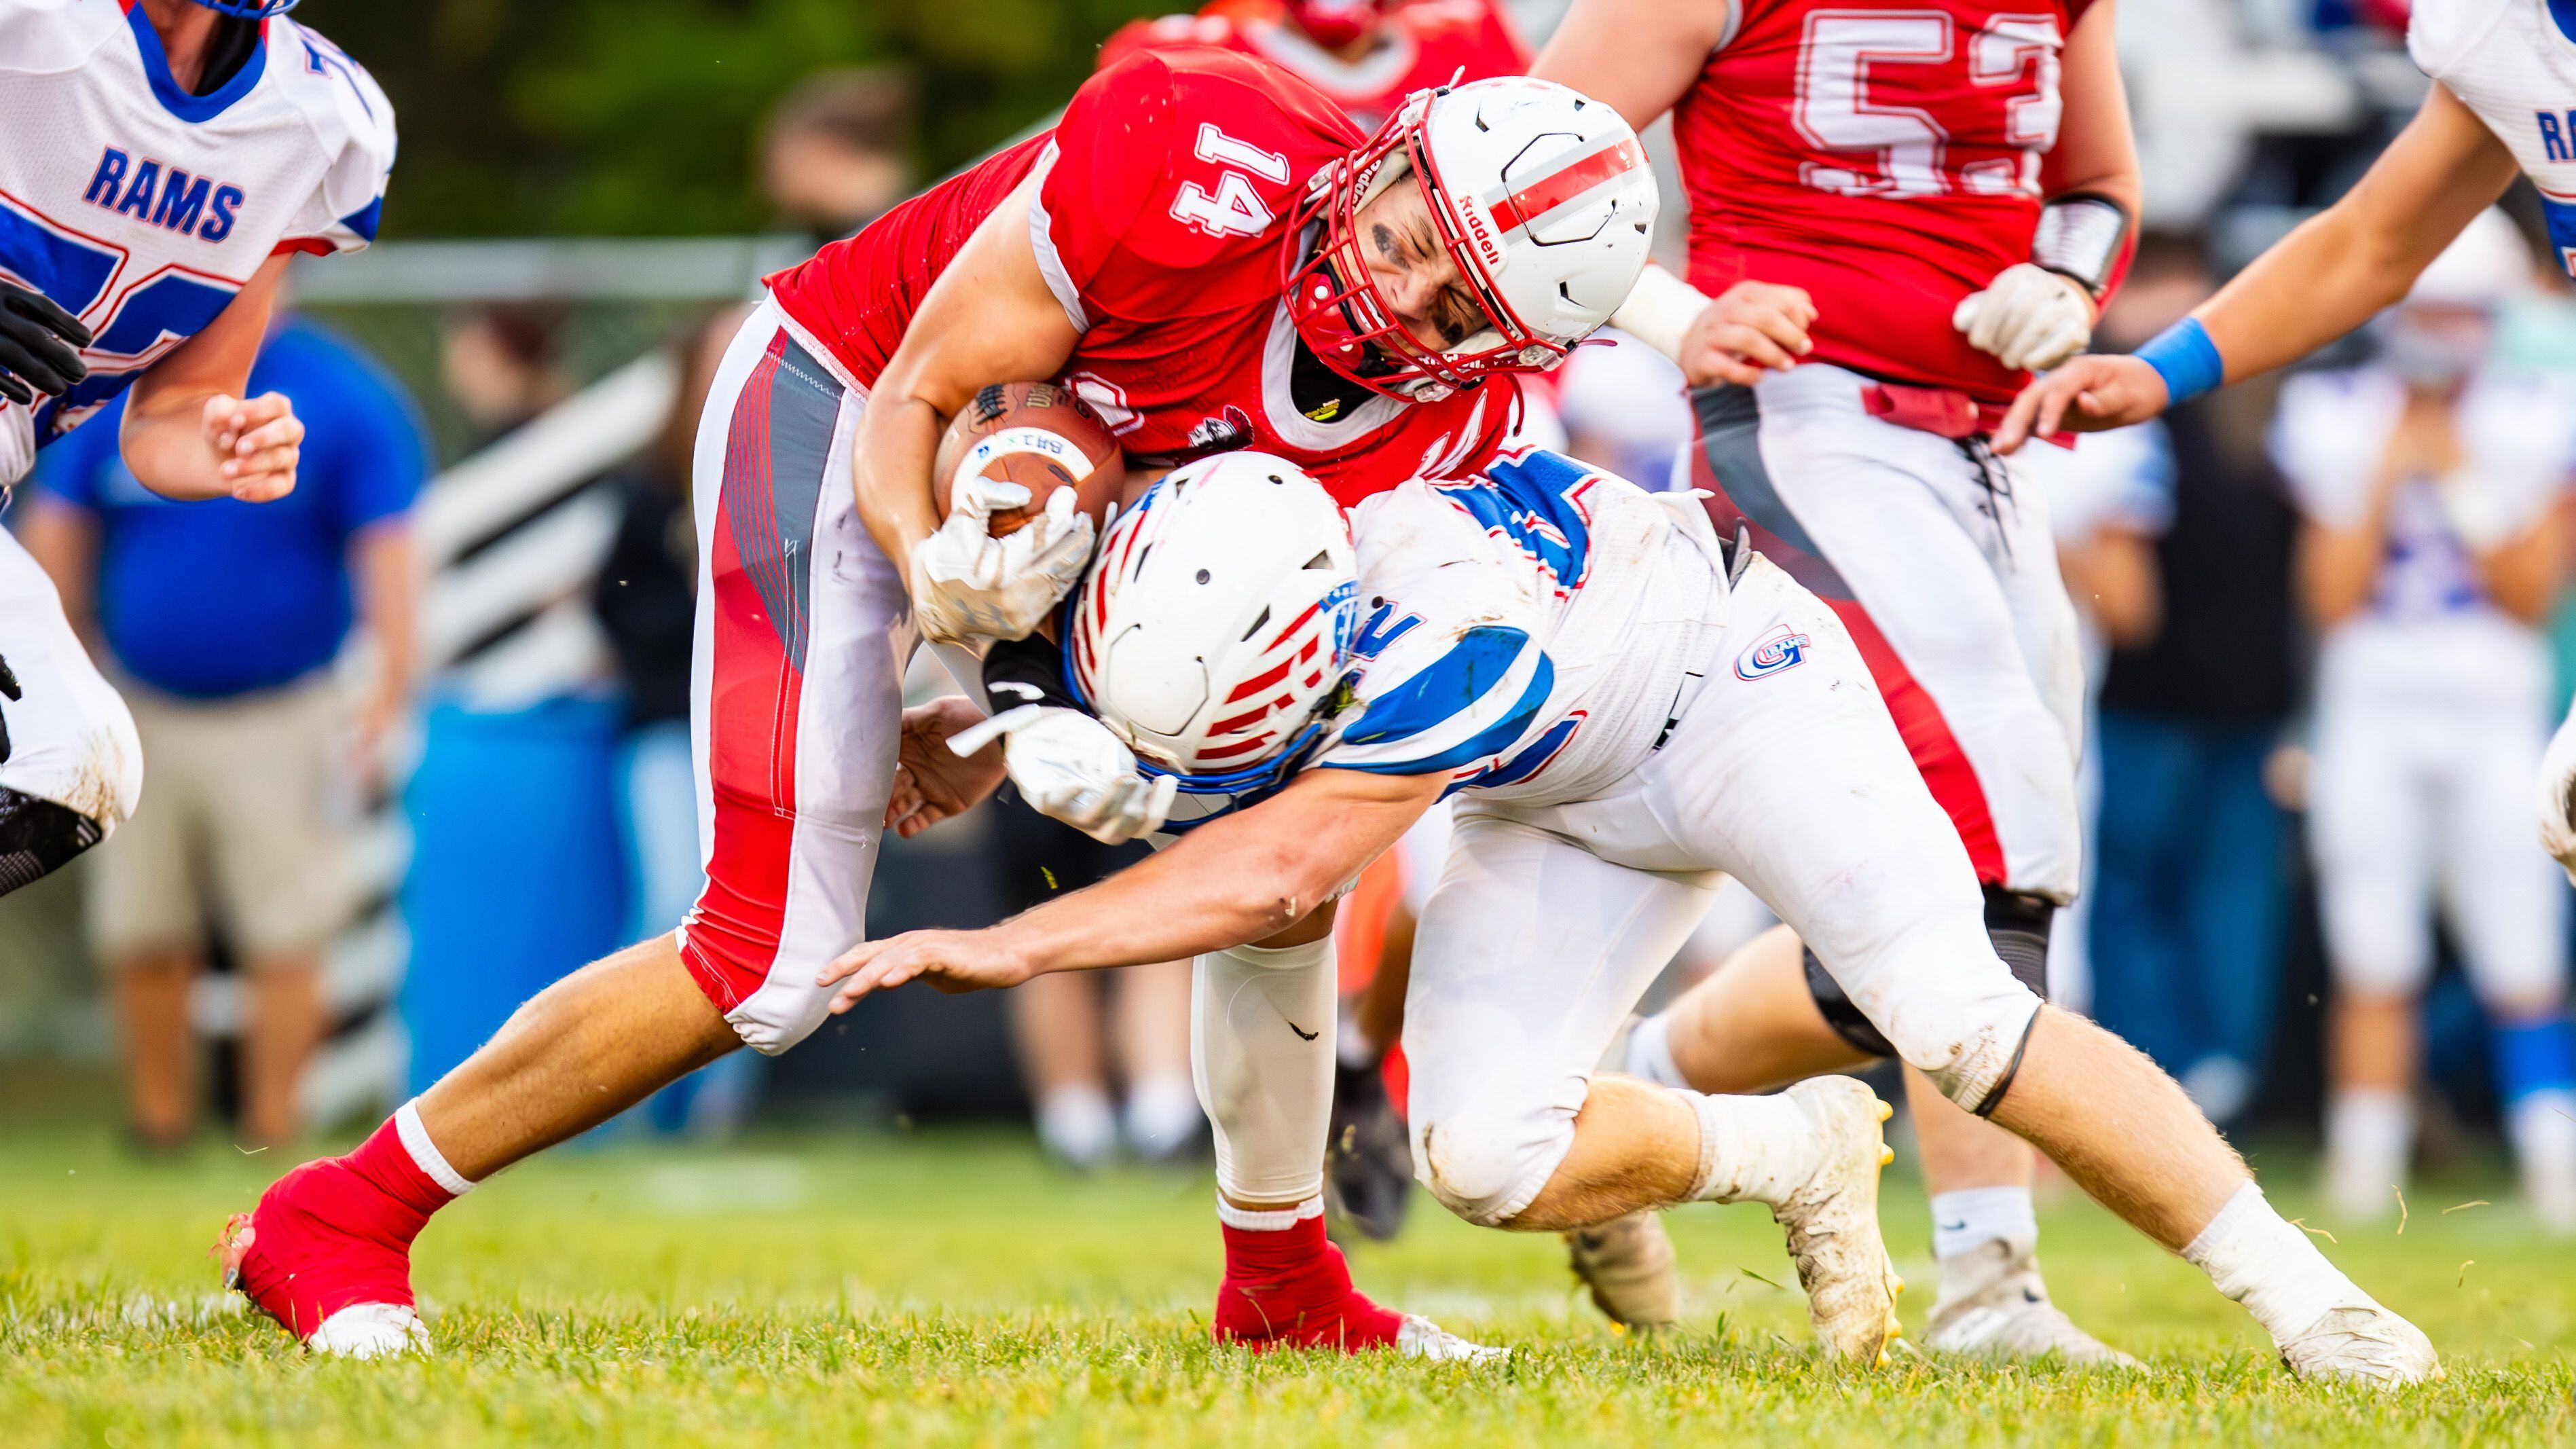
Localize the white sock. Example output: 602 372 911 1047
1122 1072 1205 1160
393 1099 477 1196
1215 1192 1325 1232
2324 1088 2413 1215
1930 1185 2037 1262
1685 1091 1820 1208
1625 1012 1688 1089
1035 1083 1117 1169
2182 1181 2363 1344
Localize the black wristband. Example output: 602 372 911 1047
982 629 1080 712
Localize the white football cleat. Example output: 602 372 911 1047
2277 1302 2441 1387
1924 1237 2135 1365
1564 1211 1681 1330
1771 1077 1905 1364
1397 1315 1508 1363
303 1301 432 1359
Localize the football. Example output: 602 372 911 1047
932 381 1126 537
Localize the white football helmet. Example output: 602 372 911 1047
1066 453 1359 792
1285 76 1658 401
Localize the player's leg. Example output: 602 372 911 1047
0 523 141 894
1323 804 1447 1244
1650 561 2433 1382
1399 807 1902 1362
2307 702 2437 1221
2440 705 2576 1230
221 310 905 1354
1192 906 1496 1360
1685 376 2097 1358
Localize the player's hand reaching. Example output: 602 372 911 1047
1953 263 2095 373
949 703 1176 845
818 928 1033 1012
1673 281 1816 388
0 279 91 407
202 392 303 502
886 695 1010 839
908 481 1094 644
1991 353 2169 454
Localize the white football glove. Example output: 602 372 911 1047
2537 708 2576 883
908 481 1096 645
949 703 1177 845
1953 263 2095 372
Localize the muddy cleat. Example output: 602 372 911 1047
1772 1077 1905 1364
1325 1059 1413 1243
1924 1236 2136 1365
2277 1302 2442 1387
1397 1314 1509 1363
1564 1211 1680 1330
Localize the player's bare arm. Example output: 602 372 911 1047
822 766 1445 1006
1998 81 2520 452
1531 0 1816 386
885 695 1010 839
117 251 301 502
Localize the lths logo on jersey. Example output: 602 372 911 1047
1734 625 1811 681
82 149 244 243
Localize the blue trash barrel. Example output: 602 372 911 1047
399 697 629 1093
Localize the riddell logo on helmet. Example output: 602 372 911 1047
1456 195 1506 271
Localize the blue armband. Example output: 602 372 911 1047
2133 316 2224 407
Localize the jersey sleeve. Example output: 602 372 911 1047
1317 483 1556 777
2407 0 2514 77
1036 49 1352 327
274 22 397 256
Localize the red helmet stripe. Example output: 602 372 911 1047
1197 731 1277 761
1207 703 1278 737
1265 600 1325 653
1484 137 1646 232
1223 656 1295 704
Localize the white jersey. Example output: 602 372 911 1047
0 0 393 484
1160 448 1733 831
2409 0 2576 274
2271 367 2575 710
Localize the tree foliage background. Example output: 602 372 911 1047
292 0 1171 238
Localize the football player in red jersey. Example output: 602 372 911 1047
219 51 1656 1360
1524 0 2156 1363
1101 0 1530 132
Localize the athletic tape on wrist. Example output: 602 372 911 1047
2135 317 2224 407
2032 195 2131 298
1608 264 1714 366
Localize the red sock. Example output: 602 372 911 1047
1211 1205 1404 1352
229 1108 460 1336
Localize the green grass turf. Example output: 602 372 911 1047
2 1124 2569 1446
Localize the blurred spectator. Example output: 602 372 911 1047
2080 233 2301 1126
19 314 424 1150
1555 330 1693 489
991 799 1201 1169
761 68 913 242
2279 211 2576 1230
591 304 760 1137
442 303 571 449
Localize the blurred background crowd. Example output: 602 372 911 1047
5 0 2574 1232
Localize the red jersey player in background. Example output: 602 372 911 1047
1103 0 1528 131
221 48 1657 1360
1527 0 2147 1362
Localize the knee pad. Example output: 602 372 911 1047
0 786 104 898
1195 936 1336 1205
1411 1105 1572 1227
1803 885 2054 1061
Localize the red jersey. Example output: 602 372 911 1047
1100 0 1528 131
767 48 1513 508
1673 0 2097 404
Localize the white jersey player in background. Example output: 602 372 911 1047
841 449 2441 1384
2000 0 2576 1231
2274 213 2576 1230
0 0 394 894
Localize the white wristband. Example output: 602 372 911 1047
1608 263 1714 366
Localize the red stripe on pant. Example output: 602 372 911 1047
1820 597 2010 886
680 333 805 1013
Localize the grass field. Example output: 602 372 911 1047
3 1122 2571 1447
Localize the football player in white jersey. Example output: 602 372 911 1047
0 0 393 894
831 448 2440 1384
